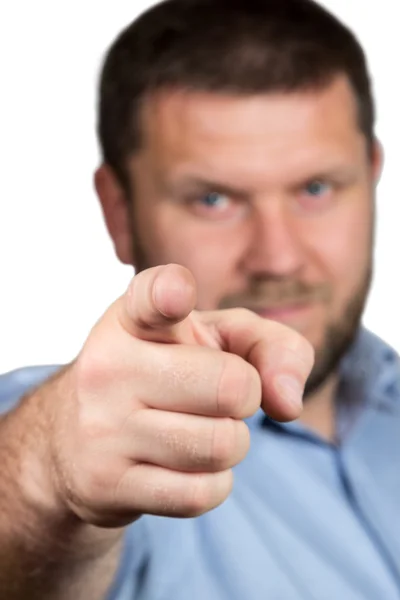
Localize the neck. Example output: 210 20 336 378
300 374 339 442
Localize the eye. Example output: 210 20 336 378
304 180 332 197
186 190 243 221
295 179 335 214
199 192 230 208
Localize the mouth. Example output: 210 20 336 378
248 302 314 323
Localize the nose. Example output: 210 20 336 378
243 200 305 278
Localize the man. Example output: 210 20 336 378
1 0 398 598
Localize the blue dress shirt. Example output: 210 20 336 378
1 328 400 599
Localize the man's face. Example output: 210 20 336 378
109 76 382 395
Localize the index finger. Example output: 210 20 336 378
199 308 315 421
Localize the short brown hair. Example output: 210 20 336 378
98 0 375 187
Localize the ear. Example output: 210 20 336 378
94 164 134 265
371 138 384 184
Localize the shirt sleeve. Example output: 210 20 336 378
0 366 150 599
0 365 62 414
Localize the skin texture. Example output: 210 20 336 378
0 76 381 598
96 75 382 436
0 265 313 599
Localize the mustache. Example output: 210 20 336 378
219 280 332 309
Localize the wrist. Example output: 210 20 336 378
0 369 123 561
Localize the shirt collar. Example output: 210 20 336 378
246 327 400 436
339 327 400 410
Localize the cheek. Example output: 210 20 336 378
306 203 372 309
142 209 249 309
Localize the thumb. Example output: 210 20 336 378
115 264 202 344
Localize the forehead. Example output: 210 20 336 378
138 76 366 183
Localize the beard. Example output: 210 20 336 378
302 265 372 397
218 265 373 399
130 215 373 400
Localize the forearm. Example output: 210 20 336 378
0 371 123 600
0 521 122 600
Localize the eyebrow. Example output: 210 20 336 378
167 165 359 198
168 177 250 199
302 167 359 183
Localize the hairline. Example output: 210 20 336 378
116 72 375 193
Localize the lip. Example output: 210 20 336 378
250 303 313 323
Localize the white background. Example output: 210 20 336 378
0 1 398 372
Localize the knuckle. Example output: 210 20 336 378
230 307 257 323
288 330 306 352
267 325 315 379
281 326 312 355
145 474 211 517
216 355 260 417
233 420 251 461
78 405 111 442
75 348 111 394
183 475 212 517
157 425 192 458
300 337 315 368
143 471 196 517
282 331 315 374
240 362 262 414
72 456 112 509
209 419 237 469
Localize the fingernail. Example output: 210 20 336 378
273 375 304 409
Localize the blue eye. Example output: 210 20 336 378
200 192 227 207
305 180 331 197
